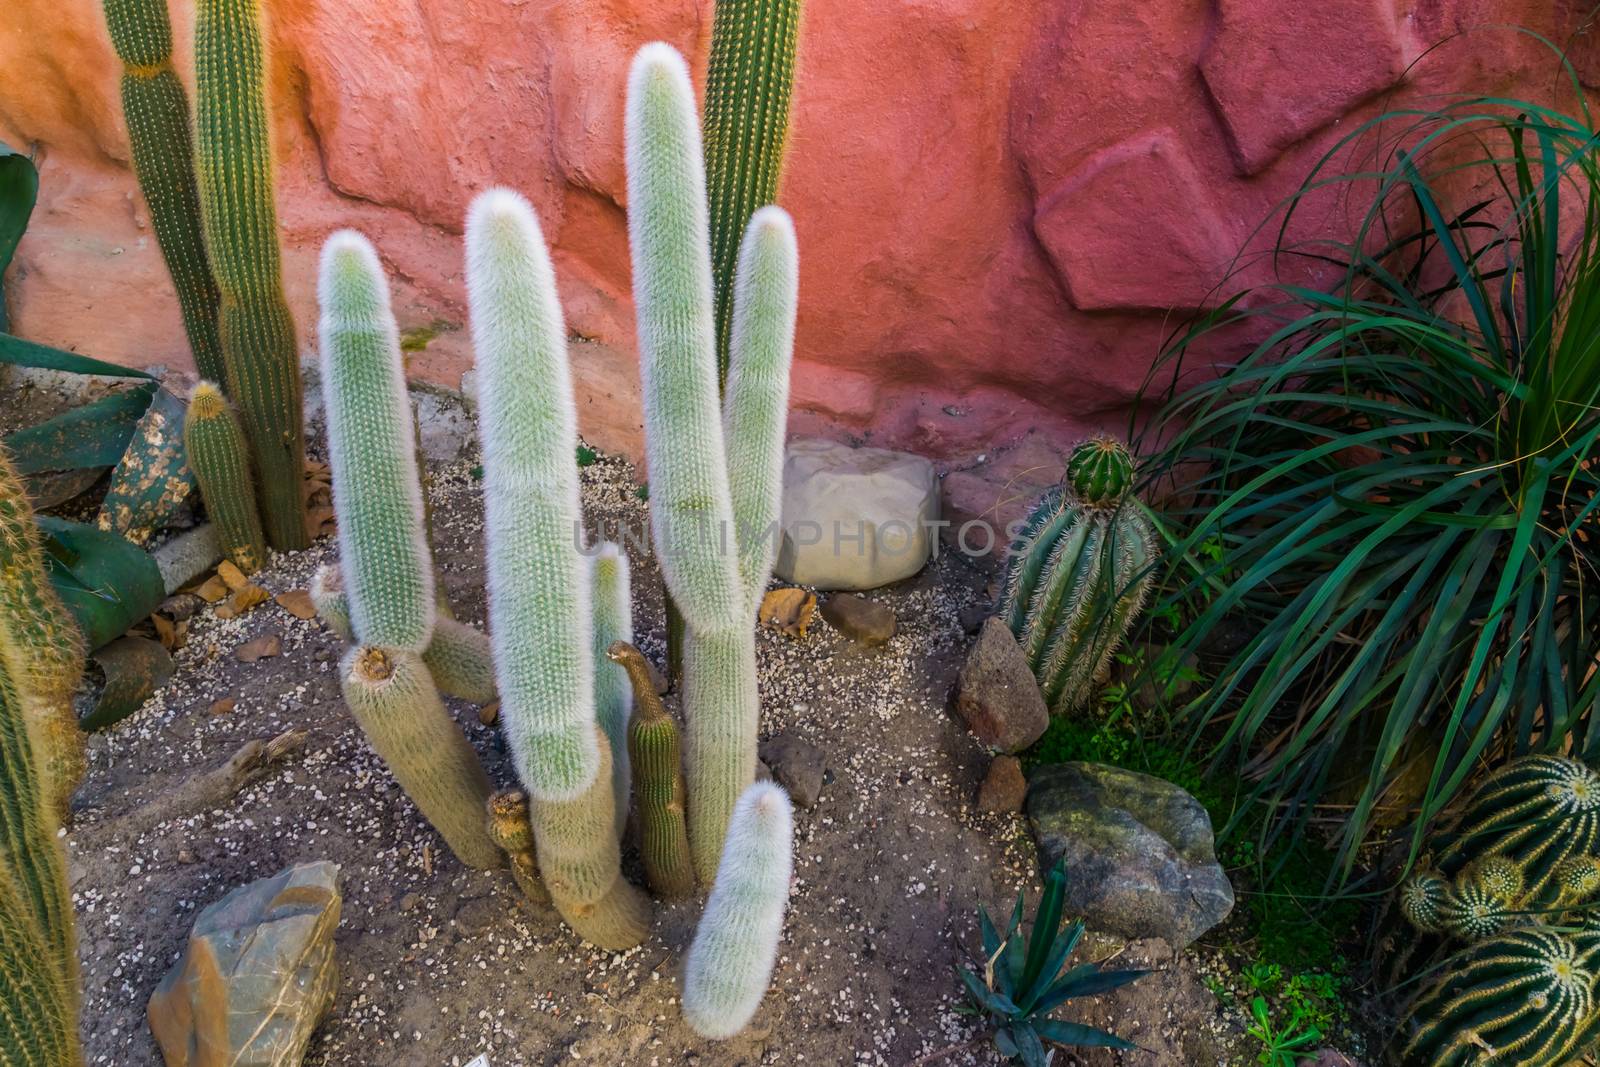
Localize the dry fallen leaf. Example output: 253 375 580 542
478 701 500 727
305 505 336 539
216 560 249 591
215 583 271 620
194 575 230 604
276 589 318 620
208 697 237 716
234 633 282 663
150 613 189 652
759 587 817 639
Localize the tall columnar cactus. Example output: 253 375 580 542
101 0 225 386
612 641 695 900
339 646 501 869
589 544 633 839
309 564 496 705
0 450 86 822
1401 925 1600 1066
183 382 268 574
997 438 1155 714
467 188 650 949
627 44 799 882
193 0 307 550
703 0 803 387
318 231 435 653
0 645 81 1064
682 781 794 1039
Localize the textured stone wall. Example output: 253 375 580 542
0 0 1588 466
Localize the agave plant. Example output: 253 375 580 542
1138 58 1600 876
958 860 1146 1065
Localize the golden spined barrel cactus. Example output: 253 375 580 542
193 0 308 550
101 0 225 386
1400 925 1600 1066
338 646 501 870
612 640 695 900
1401 870 1451 934
183 382 268 575
1435 857 1526 942
997 437 1155 714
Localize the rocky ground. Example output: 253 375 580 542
62 439 1296 1066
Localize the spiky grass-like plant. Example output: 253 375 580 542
101 0 224 386
1138 83 1600 875
612 640 695 900
193 0 307 550
627 44 798 881
183 381 267 574
682 781 793 1039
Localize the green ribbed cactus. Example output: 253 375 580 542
1436 857 1524 942
1401 925 1600 1066
682 781 793 1039
467 188 650 949
627 44 799 882
193 0 307 550
1401 870 1450 934
612 640 695 900
183 381 267 574
0 450 86 822
589 544 633 839
319 231 434 652
0 640 81 1065
102 0 224 386
338 646 500 869
309 563 496 705
997 438 1155 714
485 788 550 906
703 0 803 386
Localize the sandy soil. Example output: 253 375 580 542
63 446 1254 1067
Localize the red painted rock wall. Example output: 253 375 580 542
0 0 1587 466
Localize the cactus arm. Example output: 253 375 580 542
721 207 798 611
318 231 436 653
102 0 225 386
192 0 307 550
1017 512 1095 670
0 870 79 1067
703 0 803 385
682 781 793 1039
588 545 634 839
338 646 500 869
626 44 744 632
612 641 696 899
485 789 551 906
183 382 268 575
682 627 760 884
996 488 1070 634
466 188 600 802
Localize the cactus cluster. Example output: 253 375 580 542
997 436 1155 714
183 382 267 574
193 0 307 550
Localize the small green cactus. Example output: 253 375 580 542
682 781 793 1039
1437 858 1524 942
1553 856 1600 910
1401 924 1600 1066
589 544 633 839
1401 870 1450 934
193 0 307 550
997 438 1155 713
102 0 225 387
183 381 267 575
612 640 695 900
339 646 501 869
485 788 550 906
319 231 435 653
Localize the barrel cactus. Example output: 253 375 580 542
183 382 267 575
997 437 1155 713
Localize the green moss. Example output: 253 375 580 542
399 318 458 354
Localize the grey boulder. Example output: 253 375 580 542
954 618 1049 753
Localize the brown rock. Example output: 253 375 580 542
235 634 282 663
759 733 826 809
976 755 1026 813
275 590 318 620
954 618 1049 753
148 861 341 1067
819 593 896 646
207 698 236 717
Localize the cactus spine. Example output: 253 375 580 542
339 646 500 868
102 0 225 386
319 231 435 653
589 545 633 839
193 0 307 550
485 789 550 906
467 188 650 949
183 382 267 574
0 450 86 822
612 641 695 899
627 44 799 882
682 781 794 1039
998 438 1155 713
703 0 802 386
1401 925 1600 1066
310 564 496 705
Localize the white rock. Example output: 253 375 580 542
772 439 938 591
412 390 476 463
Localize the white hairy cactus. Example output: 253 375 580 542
467 188 598 802
626 43 800 881
318 230 434 653
682 781 794 1039
588 543 634 839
